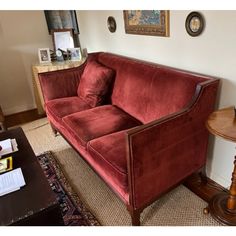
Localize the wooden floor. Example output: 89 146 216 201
3 108 226 205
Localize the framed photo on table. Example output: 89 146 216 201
67 48 82 61
52 29 74 51
38 48 51 63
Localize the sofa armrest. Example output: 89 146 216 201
126 79 219 210
38 62 87 102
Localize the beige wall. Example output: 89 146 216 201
0 11 52 115
77 10 236 188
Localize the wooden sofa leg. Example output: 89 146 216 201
50 123 58 137
128 208 141 226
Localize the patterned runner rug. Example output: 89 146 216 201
37 151 100 226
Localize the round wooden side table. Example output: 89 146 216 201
205 106 236 225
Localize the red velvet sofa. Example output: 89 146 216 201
39 52 219 225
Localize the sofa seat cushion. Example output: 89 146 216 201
62 105 142 147
77 60 114 107
46 96 91 124
87 130 128 191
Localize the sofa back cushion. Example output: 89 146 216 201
77 60 114 107
97 53 207 124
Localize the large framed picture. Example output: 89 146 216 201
123 10 169 37
38 48 51 63
44 10 79 34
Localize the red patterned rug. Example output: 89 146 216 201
37 151 100 226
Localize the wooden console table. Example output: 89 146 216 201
205 106 236 225
32 59 86 115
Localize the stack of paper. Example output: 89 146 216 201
0 139 18 156
0 168 26 196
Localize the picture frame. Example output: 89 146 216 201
67 48 82 61
185 12 204 37
107 16 117 33
123 10 169 37
44 10 79 34
52 29 74 51
38 48 51 63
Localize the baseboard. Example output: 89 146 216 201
184 173 228 203
5 109 45 128
3 104 36 116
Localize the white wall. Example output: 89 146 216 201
0 11 52 115
77 10 236 188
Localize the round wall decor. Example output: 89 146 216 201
185 12 204 37
107 16 117 33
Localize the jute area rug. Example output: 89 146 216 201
21 118 221 226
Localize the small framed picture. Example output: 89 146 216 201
38 48 51 63
67 48 82 61
185 12 204 37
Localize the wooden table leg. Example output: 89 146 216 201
207 156 236 225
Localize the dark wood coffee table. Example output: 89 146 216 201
0 127 63 226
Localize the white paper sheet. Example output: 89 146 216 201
0 168 26 196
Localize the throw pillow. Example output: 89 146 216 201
77 60 114 107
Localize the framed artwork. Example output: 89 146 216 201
107 16 117 33
185 12 204 37
67 48 82 61
44 10 79 34
52 29 74 51
123 10 169 37
38 48 51 63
